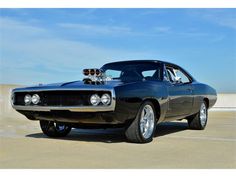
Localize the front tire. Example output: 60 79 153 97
125 101 157 143
40 120 72 137
188 101 208 130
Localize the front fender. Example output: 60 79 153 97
114 81 169 123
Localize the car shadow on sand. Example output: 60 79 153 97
26 121 189 143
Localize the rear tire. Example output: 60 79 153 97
188 101 208 130
40 120 72 137
125 101 157 143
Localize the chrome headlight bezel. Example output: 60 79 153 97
90 94 101 106
101 94 111 105
32 94 40 105
24 94 32 105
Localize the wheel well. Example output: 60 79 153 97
203 98 209 108
144 99 161 121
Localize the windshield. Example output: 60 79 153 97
101 62 162 82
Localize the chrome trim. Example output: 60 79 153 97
11 87 114 92
12 89 116 112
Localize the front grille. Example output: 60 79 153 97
13 90 111 106
41 91 89 106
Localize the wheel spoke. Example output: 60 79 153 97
139 105 155 139
200 103 207 127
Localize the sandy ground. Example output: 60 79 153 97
0 85 236 168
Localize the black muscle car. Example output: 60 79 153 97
11 60 217 143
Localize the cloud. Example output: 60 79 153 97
0 17 157 84
0 17 46 37
152 26 209 38
58 22 209 39
58 22 174 37
188 9 236 30
58 23 134 36
204 12 236 30
216 17 236 30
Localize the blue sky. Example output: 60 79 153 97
0 9 235 92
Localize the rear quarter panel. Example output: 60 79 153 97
191 82 217 114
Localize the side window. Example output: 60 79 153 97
163 65 169 81
166 68 176 83
142 69 161 81
142 70 156 78
166 66 191 84
174 69 191 83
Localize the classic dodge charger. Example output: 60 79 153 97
11 60 217 143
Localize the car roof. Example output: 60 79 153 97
103 60 196 82
104 60 177 66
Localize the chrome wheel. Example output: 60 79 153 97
55 123 67 132
139 105 155 139
200 103 207 127
40 120 71 137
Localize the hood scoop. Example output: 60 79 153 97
82 68 111 85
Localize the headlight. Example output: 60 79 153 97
24 94 32 105
90 94 100 106
32 94 40 104
101 94 111 105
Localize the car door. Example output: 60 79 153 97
165 65 194 118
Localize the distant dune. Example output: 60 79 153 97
0 84 24 120
213 93 236 109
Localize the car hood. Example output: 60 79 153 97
13 80 124 92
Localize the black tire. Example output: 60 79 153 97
40 120 72 137
188 101 208 130
125 101 157 143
